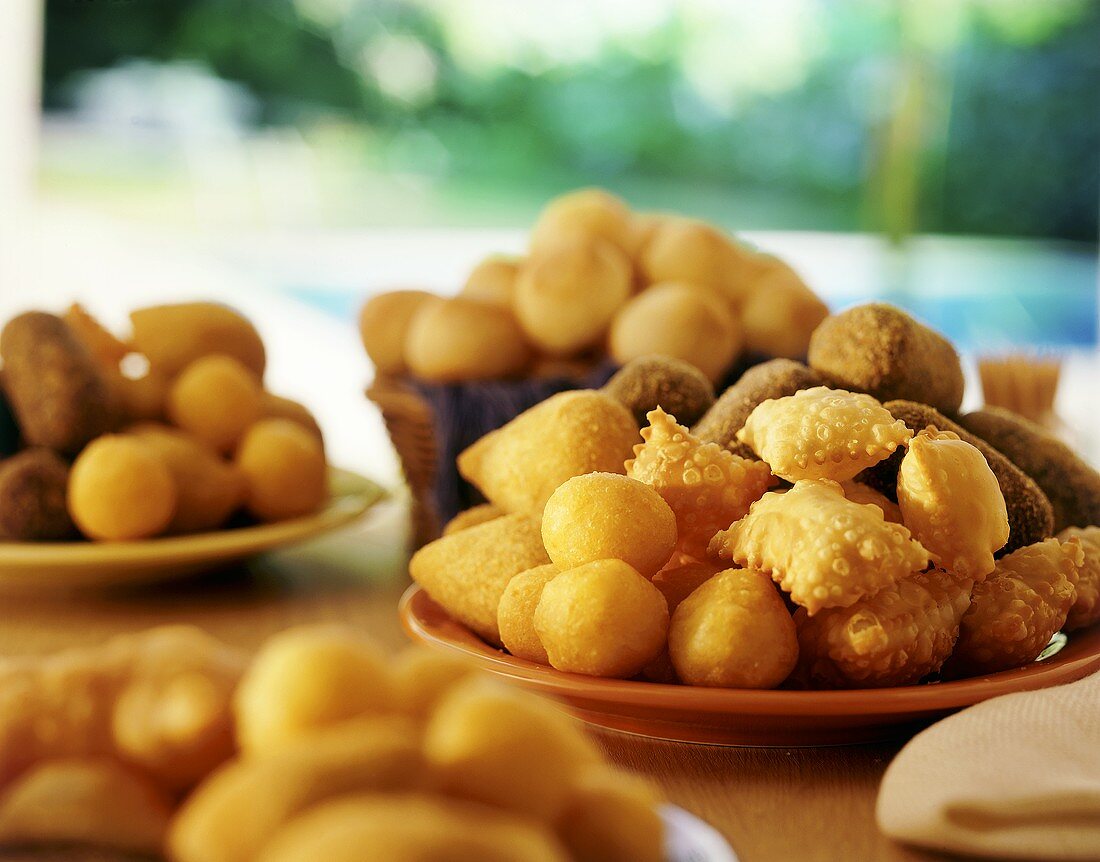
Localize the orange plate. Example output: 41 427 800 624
400 585 1100 747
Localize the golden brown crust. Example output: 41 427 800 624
602 355 715 427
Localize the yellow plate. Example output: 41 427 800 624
0 469 386 592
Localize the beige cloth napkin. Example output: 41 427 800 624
877 671 1100 861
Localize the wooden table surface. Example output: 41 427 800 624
0 498 952 862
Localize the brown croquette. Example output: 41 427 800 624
602 355 715 427
0 449 75 541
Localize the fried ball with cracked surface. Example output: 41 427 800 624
235 419 327 522
357 289 438 376
497 563 558 664
168 355 263 453
602 354 715 427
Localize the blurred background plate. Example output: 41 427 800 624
401 585 1100 747
0 469 385 592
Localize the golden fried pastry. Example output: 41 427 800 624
710 480 929 615
529 188 635 257
738 386 911 483
602 354 715 427
534 559 669 678
498 563 558 664
739 258 828 359
261 393 324 448
442 502 504 536
668 568 798 688
63 303 129 368
357 289 438 376
127 425 245 534
0 759 172 854
170 717 426 862
236 419 328 522
0 449 75 540
260 793 570 862
130 302 266 379
515 239 631 355
409 513 550 644
609 283 742 382
627 407 775 559
943 538 1082 677
557 769 664 862
651 559 722 613
457 390 639 517
405 297 531 381
0 311 115 454
541 473 677 577
424 677 599 820
168 354 264 453
1058 526 1100 630
391 649 479 718
462 255 523 306
840 480 904 524
234 625 396 754
638 218 760 306
794 569 972 688
959 406 1100 531
808 303 965 415
692 358 824 453
858 400 1054 554
897 429 1009 580
68 434 177 540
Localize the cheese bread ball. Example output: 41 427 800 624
128 425 245 534
405 297 531 382
609 283 741 382
357 289 438 376
409 513 550 644
740 259 829 359
130 302 266 379
542 473 676 577
529 188 635 257
638 218 763 307
68 435 177 540
515 239 631 356
168 355 263 453
235 419 327 522
234 624 396 753
461 255 522 306
534 560 669 678
669 568 798 688
457 390 639 517
557 769 664 862
498 563 559 664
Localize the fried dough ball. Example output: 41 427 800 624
668 568 798 688
409 513 550 644
943 538 1082 678
710 480 930 615
68 435 176 540
1058 526 1100 631
235 419 327 522
859 400 1054 554
234 625 396 754
442 503 504 536
391 649 479 718
530 188 635 257
897 429 1009 581
457 390 639 517
168 355 263 453
959 406 1100 532
127 425 245 534
261 393 324 449
651 559 722 613
260 794 570 862
638 218 760 306
556 769 664 862
424 677 600 820
515 239 631 355
693 358 824 452
542 473 677 577
808 303 965 415
0 449 75 541
839 480 904 524
130 302 266 379
738 386 912 483
0 311 116 454
609 283 741 383
497 563 558 664
462 255 522 306
627 408 775 559
740 259 829 359
794 569 972 689
602 354 715 427
534 559 669 678
357 289 438 376
405 297 531 381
